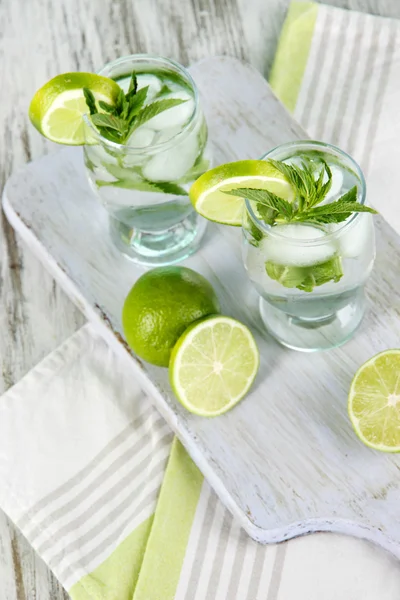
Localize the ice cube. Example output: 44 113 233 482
99 186 168 209
283 156 303 168
91 166 117 182
145 91 195 130
261 224 336 266
116 76 131 93
155 126 183 144
330 213 373 258
121 128 155 167
122 153 147 168
116 74 162 100
136 74 162 102
142 131 199 181
127 127 155 148
85 144 119 167
245 244 271 288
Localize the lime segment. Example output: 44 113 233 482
189 160 295 226
169 315 259 416
348 349 400 452
29 73 121 145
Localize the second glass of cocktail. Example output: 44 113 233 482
189 139 377 352
242 141 376 351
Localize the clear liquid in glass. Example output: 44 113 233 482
243 147 375 351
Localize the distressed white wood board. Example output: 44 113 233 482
4 56 400 556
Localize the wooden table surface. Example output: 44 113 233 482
1 0 399 597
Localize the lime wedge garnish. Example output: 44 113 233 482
348 349 400 452
29 73 121 145
169 315 259 416
189 160 295 226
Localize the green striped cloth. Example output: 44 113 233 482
1 2 400 599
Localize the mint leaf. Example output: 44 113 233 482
96 174 187 195
126 73 138 101
313 160 332 207
95 127 122 144
98 100 117 115
96 178 165 192
83 88 97 115
297 186 377 224
159 83 171 96
265 255 343 292
121 95 130 121
265 262 307 288
84 153 96 171
225 187 294 220
151 181 187 195
96 178 161 192
116 88 125 113
243 207 264 246
102 163 142 181
336 186 358 203
91 113 126 134
255 203 276 226
298 256 343 291
130 98 187 133
124 87 150 142
246 219 264 246
128 86 149 118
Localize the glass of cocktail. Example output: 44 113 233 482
242 141 375 351
83 54 211 265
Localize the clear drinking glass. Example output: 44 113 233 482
242 141 376 351
83 54 211 265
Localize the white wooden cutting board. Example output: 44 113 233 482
3 56 400 558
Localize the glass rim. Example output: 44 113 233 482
244 140 368 246
83 54 200 153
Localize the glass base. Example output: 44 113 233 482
109 210 207 266
259 293 365 352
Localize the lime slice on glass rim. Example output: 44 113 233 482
189 160 295 226
29 73 120 145
169 315 259 417
348 349 400 452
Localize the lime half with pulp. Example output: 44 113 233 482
189 160 295 226
348 349 400 452
169 315 259 416
29 73 121 145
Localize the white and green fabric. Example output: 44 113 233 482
2 2 400 599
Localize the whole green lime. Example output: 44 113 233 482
122 266 220 367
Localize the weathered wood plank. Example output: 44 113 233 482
1 0 400 597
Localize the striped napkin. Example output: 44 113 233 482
0 325 174 599
2 2 400 599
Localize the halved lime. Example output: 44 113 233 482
189 160 295 226
348 349 400 452
29 73 121 145
169 315 259 416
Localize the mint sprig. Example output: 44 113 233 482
83 72 187 145
228 187 294 223
268 158 333 210
225 158 377 226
